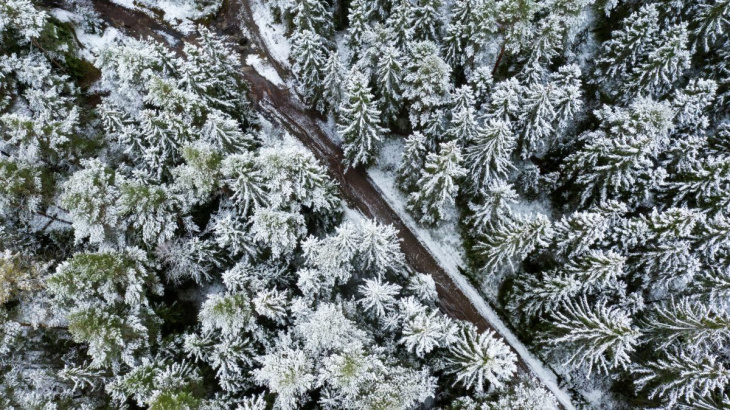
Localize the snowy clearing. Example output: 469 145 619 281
247 0 291 68
245 54 284 86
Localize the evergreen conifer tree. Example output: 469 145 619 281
407 141 467 225
337 71 386 168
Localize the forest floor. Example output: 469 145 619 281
68 0 576 406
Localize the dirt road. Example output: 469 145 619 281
74 0 573 406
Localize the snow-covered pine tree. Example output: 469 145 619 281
562 97 674 207
61 159 123 245
322 51 346 113
476 212 552 273
375 46 404 125
356 219 405 273
517 81 556 158
464 119 516 189
0 0 47 46
446 323 517 392
47 248 163 370
517 250 626 317
337 71 386 169
407 141 467 225
409 0 442 43
403 41 452 129
293 0 333 38
221 153 268 216
630 22 691 98
358 277 401 317
485 78 522 121
291 30 328 112
644 297 730 350
385 0 413 50
596 4 661 89
118 179 180 246
345 0 371 63
693 0 730 51
547 298 640 375
467 181 519 229
396 132 428 192
448 85 479 144
635 350 730 407
497 0 541 55
253 340 315 410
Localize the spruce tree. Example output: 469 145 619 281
375 46 404 124
547 298 640 374
407 141 467 225
403 41 452 129
322 51 346 112
476 212 552 273
396 132 428 192
337 71 386 168
464 119 516 189
291 30 328 112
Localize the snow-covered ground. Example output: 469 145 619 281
51 9 122 61
247 0 291 68
246 54 284 86
108 0 217 34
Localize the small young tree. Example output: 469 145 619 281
476 213 552 273
337 71 386 168
375 46 404 124
464 119 516 189
322 51 346 113
407 141 467 225
446 324 517 392
396 132 428 192
291 30 328 111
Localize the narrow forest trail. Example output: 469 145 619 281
78 0 575 407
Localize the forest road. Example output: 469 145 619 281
79 0 572 407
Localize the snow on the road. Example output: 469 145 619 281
246 54 284 86
248 0 291 68
51 9 122 61
367 140 576 410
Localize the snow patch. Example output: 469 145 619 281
109 0 139 12
51 8 122 61
246 54 284 86
248 0 291 68
50 8 74 23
